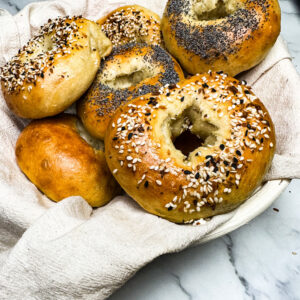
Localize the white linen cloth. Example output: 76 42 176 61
0 0 299 298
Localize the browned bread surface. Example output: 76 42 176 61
161 0 281 76
1 16 112 119
16 114 120 207
98 5 162 47
105 73 275 223
77 43 184 140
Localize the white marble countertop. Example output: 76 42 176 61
0 0 299 299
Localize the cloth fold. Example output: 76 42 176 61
0 196 233 299
0 0 299 299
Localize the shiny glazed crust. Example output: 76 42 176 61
105 72 276 223
97 5 162 47
0 16 112 119
15 114 120 207
77 43 184 140
161 0 281 76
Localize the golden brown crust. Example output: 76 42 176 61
0 16 112 119
16 114 120 207
161 0 281 76
97 5 162 47
77 43 184 140
105 72 275 223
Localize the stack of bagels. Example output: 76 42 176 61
0 1 280 223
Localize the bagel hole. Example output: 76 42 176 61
173 130 205 157
27 35 54 59
171 107 218 158
104 68 154 89
194 0 239 20
43 35 54 51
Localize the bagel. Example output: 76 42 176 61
98 5 162 47
15 114 120 207
77 43 184 140
161 0 281 76
0 16 112 119
105 72 275 223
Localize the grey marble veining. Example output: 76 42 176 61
0 0 299 299
0 0 25 14
280 0 300 72
110 181 300 300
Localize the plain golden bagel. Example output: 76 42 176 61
77 43 184 140
105 72 276 223
16 114 120 207
97 5 162 47
161 0 281 76
0 16 112 119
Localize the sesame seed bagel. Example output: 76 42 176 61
0 16 112 119
16 114 120 207
77 43 184 140
97 5 162 47
105 72 275 223
161 0 281 76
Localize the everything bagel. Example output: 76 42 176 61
161 0 281 76
98 5 162 47
0 16 112 119
77 43 184 140
105 72 275 223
